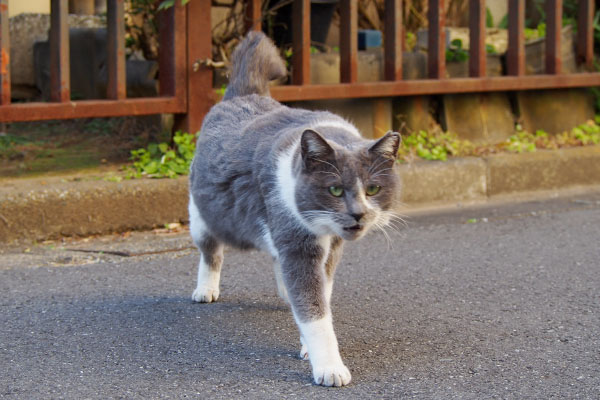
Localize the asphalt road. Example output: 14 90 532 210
1 190 600 399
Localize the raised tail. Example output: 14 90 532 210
223 32 287 100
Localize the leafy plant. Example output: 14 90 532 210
506 131 539 153
446 39 469 63
486 7 494 28
215 84 227 97
523 22 546 41
405 32 416 51
498 14 508 29
396 118 600 163
486 44 497 54
398 130 473 162
128 131 197 178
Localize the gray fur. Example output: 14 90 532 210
189 32 401 386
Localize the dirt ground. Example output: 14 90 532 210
0 116 167 178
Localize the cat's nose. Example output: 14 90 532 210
350 212 364 222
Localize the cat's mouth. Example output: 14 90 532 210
343 224 363 233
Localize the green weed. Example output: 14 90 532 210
127 131 197 178
398 130 474 162
446 39 469 63
397 118 600 162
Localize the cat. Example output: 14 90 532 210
188 31 401 387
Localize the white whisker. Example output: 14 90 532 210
369 167 393 179
374 220 392 250
312 158 342 177
368 157 391 175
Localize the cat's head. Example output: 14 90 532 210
295 129 401 241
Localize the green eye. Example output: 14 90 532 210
366 184 381 196
329 186 344 197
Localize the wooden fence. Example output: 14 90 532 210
0 0 599 135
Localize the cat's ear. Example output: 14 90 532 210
300 129 334 166
369 131 401 159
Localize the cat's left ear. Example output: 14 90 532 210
369 131 401 159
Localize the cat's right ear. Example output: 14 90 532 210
369 131 401 160
300 129 334 168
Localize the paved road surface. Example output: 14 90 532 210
2 190 599 399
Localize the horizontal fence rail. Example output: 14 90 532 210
0 0 599 134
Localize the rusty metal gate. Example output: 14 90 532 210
1 0 600 135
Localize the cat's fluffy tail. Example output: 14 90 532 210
223 32 287 100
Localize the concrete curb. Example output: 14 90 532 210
1 145 599 243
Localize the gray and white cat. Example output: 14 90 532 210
188 32 401 387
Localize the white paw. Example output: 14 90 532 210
191 286 219 303
312 362 352 387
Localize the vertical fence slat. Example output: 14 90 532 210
161 1 187 131
173 2 187 103
185 0 212 133
384 0 402 81
245 0 262 32
507 0 525 76
546 0 562 74
427 0 445 79
340 0 358 83
0 0 10 105
50 0 70 102
292 0 310 85
107 0 126 99
158 2 176 97
577 0 594 68
469 0 486 77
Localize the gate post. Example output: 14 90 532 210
178 0 213 134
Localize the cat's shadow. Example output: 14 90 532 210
43 293 313 383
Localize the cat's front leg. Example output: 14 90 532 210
279 237 351 387
300 236 344 363
296 313 351 386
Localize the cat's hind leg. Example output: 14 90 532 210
273 260 290 304
189 195 224 303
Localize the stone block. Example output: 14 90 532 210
310 49 428 84
398 157 487 205
443 92 515 143
393 96 441 134
310 49 383 84
417 27 508 54
290 97 393 139
0 175 189 243
525 25 577 75
517 89 595 134
446 55 503 78
486 146 600 196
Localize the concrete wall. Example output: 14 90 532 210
8 0 49 17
